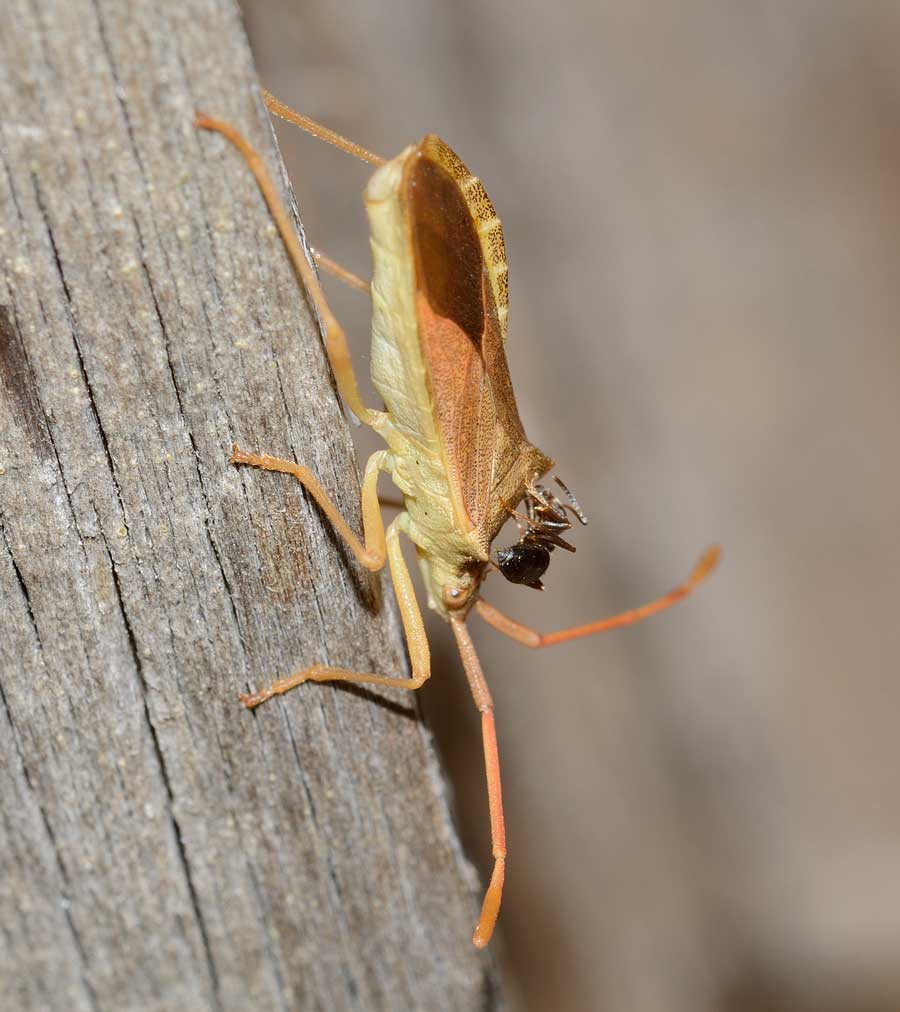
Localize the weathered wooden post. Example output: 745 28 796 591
0 2 501 1008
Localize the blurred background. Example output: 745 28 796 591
241 2 900 1009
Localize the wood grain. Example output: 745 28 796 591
0 2 501 1009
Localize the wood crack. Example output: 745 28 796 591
280 710 364 1008
100 535 223 1012
134 219 246 656
29 175 129 531
0 515 42 648
0 626 100 1012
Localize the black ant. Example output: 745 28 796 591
497 477 588 590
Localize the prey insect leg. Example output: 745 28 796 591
194 113 380 427
240 512 430 708
476 545 721 647
450 617 506 949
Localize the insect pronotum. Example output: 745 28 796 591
195 92 720 949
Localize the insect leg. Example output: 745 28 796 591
476 545 721 647
262 89 385 167
450 617 506 949
194 113 380 426
230 445 390 572
312 249 370 293
240 512 430 708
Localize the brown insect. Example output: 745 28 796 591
195 92 720 949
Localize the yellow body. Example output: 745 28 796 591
364 146 549 617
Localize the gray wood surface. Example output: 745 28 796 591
0 2 501 1010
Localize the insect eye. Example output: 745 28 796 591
496 542 551 589
443 584 471 610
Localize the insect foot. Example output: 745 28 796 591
240 665 330 709
229 443 253 466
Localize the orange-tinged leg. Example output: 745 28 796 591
312 249 370 293
476 545 721 647
231 445 390 572
194 113 379 427
261 94 376 293
261 89 385 167
450 617 506 949
241 512 429 708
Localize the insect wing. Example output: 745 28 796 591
406 145 530 537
